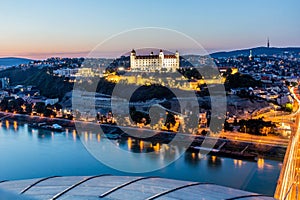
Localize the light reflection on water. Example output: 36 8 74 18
0 121 282 196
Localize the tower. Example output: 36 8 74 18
130 49 136 69
175 50 180 72
249 50 253 61
159 49 164 70
267 37 270 48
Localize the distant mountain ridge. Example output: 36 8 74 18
210 47 300 58
1 47 300 65
0 57 34 66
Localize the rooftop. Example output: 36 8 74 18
0 175 275 200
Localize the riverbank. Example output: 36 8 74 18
0 111 286 161
0 111 75 128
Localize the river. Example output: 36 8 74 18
0 120 282 196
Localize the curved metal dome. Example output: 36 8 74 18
0 175 275 200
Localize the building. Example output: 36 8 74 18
53 68 95 77
0 77 9 89
249 50 253 61
53 68 78 77
130 49 179 72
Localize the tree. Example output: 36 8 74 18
285 103 293 112
225 73 261 90
238 118 276 135
185 112 199 134
0 98 9 111
209 117 224 134
223 120 233 131
35 102 46 114
222 68 232 78
165 112 176 131
53 103 62 111
25 103 33 114
7 99 17 112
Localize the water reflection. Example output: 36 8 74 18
127 137 132 150
207 155 222 167
257 157 265 170
0 123 282 196
97 134 101 143
13 121 18 131
233 159 244 168
139 140 144 150
0 122 230 171
184 151 203 165
153 143 160 153
84 131 88 142
37 131 53 140
0 120 20 132
65 128 69 137
72 130 77 142
5 120 9 129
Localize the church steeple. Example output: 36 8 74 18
267 37 270 48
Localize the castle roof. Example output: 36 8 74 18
136 55 159 59
164 55 177 59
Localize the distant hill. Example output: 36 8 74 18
0 57 34 66
210 47 300 58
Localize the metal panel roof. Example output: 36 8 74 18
0 175 275 200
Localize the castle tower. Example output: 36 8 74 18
175 50 180 72
159 49 164 69
130 49 136 69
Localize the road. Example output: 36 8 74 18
275 87 300 199
218 131 289 147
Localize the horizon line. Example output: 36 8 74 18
1 45 299 60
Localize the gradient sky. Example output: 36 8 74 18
0 0 299 59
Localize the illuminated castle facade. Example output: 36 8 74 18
130 49 179 72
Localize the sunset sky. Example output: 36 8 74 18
0 0 299 59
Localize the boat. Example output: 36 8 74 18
105 133 121 140
189 146 257 161
28 123 64 132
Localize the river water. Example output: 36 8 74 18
0 120 282 196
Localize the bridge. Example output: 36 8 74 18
275 87 300 199
274 113 300 199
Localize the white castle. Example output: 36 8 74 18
130 49 180 72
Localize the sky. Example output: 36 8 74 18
0 0 299 59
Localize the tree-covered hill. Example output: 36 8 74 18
224 73 261 90
0 67 73 99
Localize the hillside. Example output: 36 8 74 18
210 47 300 58
0 68 73 99
0 57 34 66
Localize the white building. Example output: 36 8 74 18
130 49 179 72
0 77 9 89
53 68 94 77
53 68 78 77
